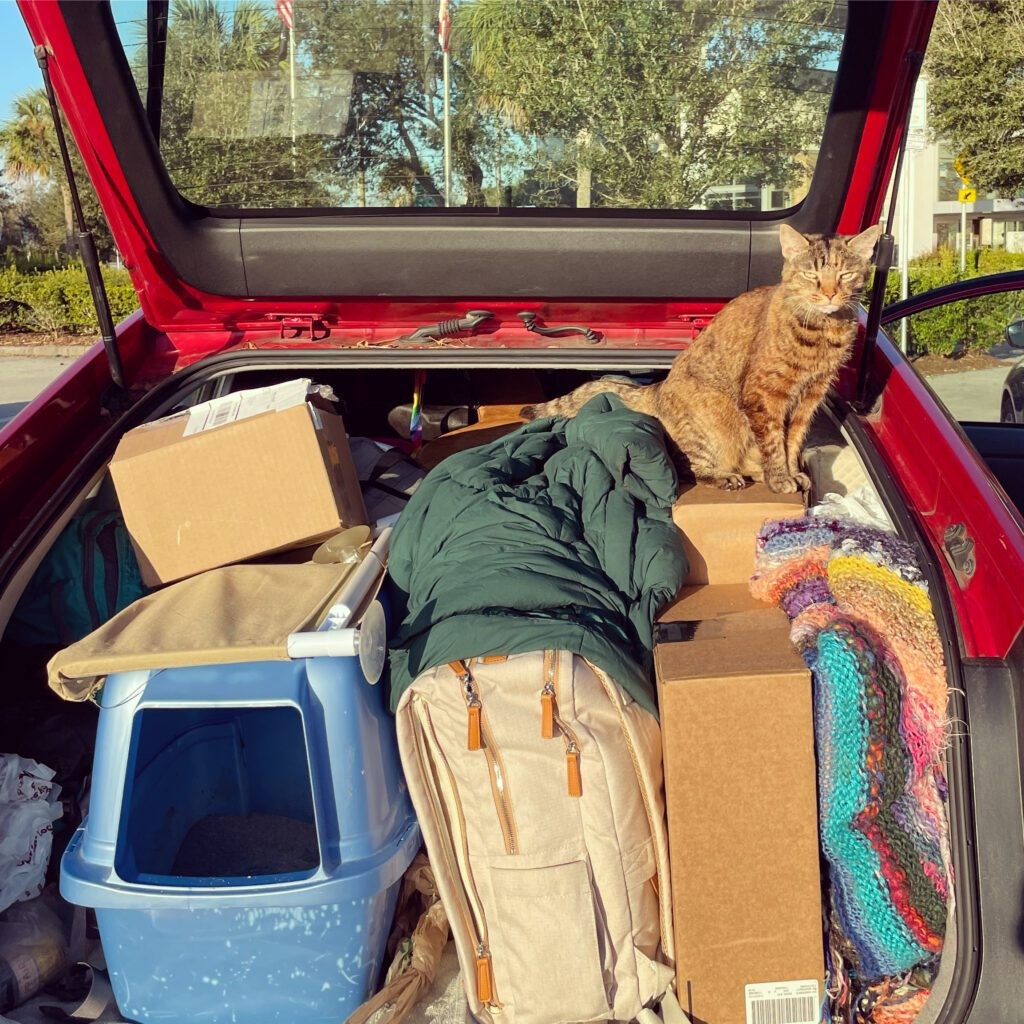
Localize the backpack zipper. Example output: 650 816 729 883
412 696 501 1009
539 651 583 798
475 944 495 1005
540 650 557 739
450 660 483 751
554 717 584 798
449 660 520 855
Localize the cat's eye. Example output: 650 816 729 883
800 271 817 281
839 271 857 280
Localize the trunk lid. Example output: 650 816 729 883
17 0 935 363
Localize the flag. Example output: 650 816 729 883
438 0 451 53
276 0 293 31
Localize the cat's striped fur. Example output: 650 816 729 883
521 224 881 493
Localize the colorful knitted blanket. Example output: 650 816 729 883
750 515 951 1015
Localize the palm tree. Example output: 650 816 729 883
0 88 74 250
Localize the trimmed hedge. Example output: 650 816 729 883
884 248 1024 356
0 264 139 335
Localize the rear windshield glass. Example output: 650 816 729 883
110 0 847 213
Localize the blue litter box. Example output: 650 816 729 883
61 584 419 1024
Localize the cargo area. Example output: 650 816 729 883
0 362 961 1024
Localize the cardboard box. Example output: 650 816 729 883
656 590 824 1024
655 583 786 641
110 380 368 585
419 404 527 470
673 483 804 586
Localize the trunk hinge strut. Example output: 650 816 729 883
855 49 925 413
35 46 127 391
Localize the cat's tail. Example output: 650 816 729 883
520 378 658 420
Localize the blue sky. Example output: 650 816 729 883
0 2 39 123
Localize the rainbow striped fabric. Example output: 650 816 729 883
750 515 951 1016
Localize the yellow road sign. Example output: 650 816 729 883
958 187 977 203
953 156 972 185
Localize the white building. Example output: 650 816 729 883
896 77 1024 259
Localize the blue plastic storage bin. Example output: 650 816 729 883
61 629 419 1024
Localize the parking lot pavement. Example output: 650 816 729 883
923 365 1011 423
0 356 78 427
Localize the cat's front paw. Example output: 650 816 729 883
793 472 812 493
766 474 800 494
717 473 746 491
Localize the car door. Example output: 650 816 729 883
882 269 1024 513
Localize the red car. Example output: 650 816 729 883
3 1 1024 1021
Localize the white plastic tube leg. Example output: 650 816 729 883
324 527 392 630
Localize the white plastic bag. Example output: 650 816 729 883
0 755 62 914
809 484 894 532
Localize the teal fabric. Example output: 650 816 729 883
9 510 147 647
387 394 686 716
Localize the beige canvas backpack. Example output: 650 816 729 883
394 650 675 1024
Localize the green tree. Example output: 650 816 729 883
925 0 1024 197
0 89 74 248
300 0 500 207
461 0 842 209
150 0 335 207
0 178 14 246
0 89 118 261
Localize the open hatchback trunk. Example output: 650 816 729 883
4 1 1022 1023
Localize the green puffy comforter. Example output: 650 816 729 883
387 394 687 715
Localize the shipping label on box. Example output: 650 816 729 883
744 979 820 1024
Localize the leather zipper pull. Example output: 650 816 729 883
467 699 483 752
451 660 484 752
476 949 495 1004
540 685 555 739
566 743 582 798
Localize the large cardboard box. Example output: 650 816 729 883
110 380 368 585
656 588 824 1024
673 483 804 586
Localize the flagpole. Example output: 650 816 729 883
289 8 297 159
443 50 451 207
440 0 451 207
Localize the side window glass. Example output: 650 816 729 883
891 290 1024 424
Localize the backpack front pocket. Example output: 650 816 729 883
489 859 610 1024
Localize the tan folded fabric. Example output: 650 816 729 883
48 560 360 702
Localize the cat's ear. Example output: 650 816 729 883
779 224 811 261
846 224 883 260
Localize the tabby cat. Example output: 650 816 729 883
522 223 881 493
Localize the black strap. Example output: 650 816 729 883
35 47 124 389
79 518 103 632
366 480 414 502
363 449 419 502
